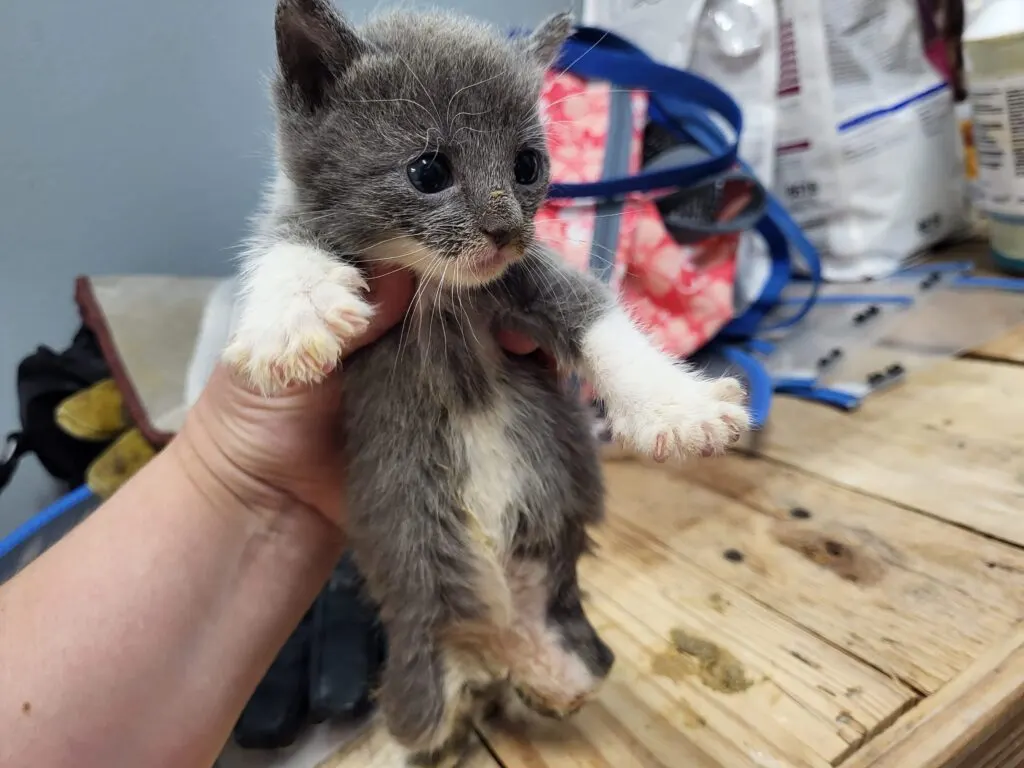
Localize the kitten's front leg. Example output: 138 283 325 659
581 309 749 460
223 240 373 394
498 253 750 460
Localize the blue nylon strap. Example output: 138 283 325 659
953 275 1024 292
547 28 741 199
773 382 862 411
652 97 821 336
543 26 821 339
542 23 825 438
779 294 914 306
717 346 773 429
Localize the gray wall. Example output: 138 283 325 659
0 0 573 538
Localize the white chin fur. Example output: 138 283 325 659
364 237 518 289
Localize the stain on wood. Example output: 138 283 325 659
774 526 885 585
707 592 729 613
651 629 753 694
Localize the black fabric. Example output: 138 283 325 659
233 609 314 750
642 122 768 244
309 552 385 723
0 327 112 494
234 553 386 750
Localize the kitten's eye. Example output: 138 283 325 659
407 153 453 194
514 149 542 185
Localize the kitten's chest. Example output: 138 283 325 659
457 396 525 556
404 299 545 555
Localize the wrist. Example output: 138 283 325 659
166 422 346 560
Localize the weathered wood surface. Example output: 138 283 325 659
325 324 1024 768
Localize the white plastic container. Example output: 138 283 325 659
964 0 1024 271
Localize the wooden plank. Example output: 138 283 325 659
610 457 1024 693
482 472 914 768
973 325 1024 364
842 631 1024 768
316 719 498 768
757 358 1024 545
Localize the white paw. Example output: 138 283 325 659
223 261 373 395
607 374 750 461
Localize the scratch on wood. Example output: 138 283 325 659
789 649 822 670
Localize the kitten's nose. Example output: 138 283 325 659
481 227 514 249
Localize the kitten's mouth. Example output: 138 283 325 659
470 246 517 281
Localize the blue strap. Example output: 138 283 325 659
547 28 741 199
545 26 822 340
773 375 819 388
779 294 914 306
953 275 1024 292
0 485 94 562
773 382 862 411
895 260 974 276
549 28 821 338
746 338 776 356
717 346 773 430
646 85 822 337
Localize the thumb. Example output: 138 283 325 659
343 268 416 359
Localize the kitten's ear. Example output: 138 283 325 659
526 12 573 69
275 0 363 111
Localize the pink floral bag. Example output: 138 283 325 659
535 70 745 358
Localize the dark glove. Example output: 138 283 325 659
309 551 385 723
233 552 385 750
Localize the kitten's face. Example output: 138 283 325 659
273 1 572 288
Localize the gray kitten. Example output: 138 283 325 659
224 1 750 764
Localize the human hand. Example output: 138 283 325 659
176 269 545 530
176 269 416 529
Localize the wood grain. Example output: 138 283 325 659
842 631 1024 768
613 457 1024 694
756 358 1024 545
478 463 916 768
316 719 497 768
972 325 1024 364
326 323 1024 768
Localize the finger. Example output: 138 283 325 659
344 268 415 358
496 329 541 356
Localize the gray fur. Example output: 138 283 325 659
268 1 614 759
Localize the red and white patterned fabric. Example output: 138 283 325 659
535 71 739 358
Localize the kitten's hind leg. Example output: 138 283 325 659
379 626 494 766
501 559 613 720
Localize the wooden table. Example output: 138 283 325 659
322 327 1024 768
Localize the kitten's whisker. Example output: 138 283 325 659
449 108 493 123
340 96 437 125
524 247 576 324
393 52 443 127
426 259 452 363
450 265 471 350
368 252 433 279
446 70 506 124
416 126 438 163
532 236 642 280
392 254 443 384
554 31 611 79
456 273 483 349
534 209 632 224
531 86 636 116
